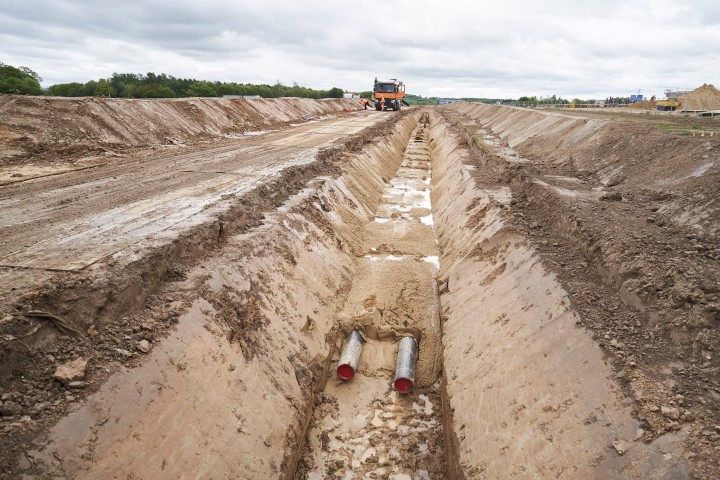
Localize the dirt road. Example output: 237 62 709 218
0 116 381 272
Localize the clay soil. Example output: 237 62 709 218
1 95 719 479
442 103 720 478
0 95 401 478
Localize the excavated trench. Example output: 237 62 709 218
295 116 446 478
20 110 691 479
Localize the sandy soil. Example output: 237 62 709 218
441 103 719 478
297 119 446 479
0 96 402 478
1 96 718 479
0 96 360 166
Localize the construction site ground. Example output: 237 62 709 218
0 96 719 479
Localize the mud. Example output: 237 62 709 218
439 103 719 478
1 98 718 479
0 98 404 478
296 118 446 479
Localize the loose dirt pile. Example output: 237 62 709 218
679 84 720 112
0 95 360 165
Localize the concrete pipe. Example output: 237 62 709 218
393 336 418 393
337 330 364 380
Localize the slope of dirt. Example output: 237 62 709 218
0 95 361 165
296 118 446 479
442 102 720 478
0 106 409 478
679 84 720 112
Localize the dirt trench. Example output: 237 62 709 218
2 104 712 479
295 117 446 479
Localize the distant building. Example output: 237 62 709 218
437 99 462 105
343 92 360 99
223 95 262 99
664 89 691 100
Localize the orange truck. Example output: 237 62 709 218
372 78 409 111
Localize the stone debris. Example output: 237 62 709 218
0 401 22 417
661 406 681 421
612 439 631 456
137 340 152 353
52 358 89 385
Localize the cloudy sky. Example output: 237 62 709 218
2 0 719 99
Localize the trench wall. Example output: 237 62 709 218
443 102 605 156
429 116 689 479
444 102 720 237
28 115 418 479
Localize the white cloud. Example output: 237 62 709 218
1 0 719 98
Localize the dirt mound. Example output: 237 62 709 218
0 96 360 165
679 83 720 111
630 100 657 109
443 102 720 478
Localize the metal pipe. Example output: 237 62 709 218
337 330 364 381
393 336 418 393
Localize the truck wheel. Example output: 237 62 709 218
376 104 382 111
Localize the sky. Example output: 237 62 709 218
1 0 719 99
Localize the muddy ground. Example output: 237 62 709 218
0 96 401 478
0 96 719 479
441 103 720 478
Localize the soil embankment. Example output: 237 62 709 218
430 114 689 478
20 114 418 478
0 95 359 165
0 97 395 478
440 102 719 478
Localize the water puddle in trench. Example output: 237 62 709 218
296 120 446 479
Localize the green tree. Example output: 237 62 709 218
48 82 85 96
46 70 347 99
325 87 344 98
187 81 218 97
94 79 115 96
0 62 45 95
83 80 98 96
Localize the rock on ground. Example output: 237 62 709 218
52 358 89 385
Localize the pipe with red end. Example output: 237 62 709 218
393 336 418 393
337 330 364 380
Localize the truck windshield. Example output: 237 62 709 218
375 84 396 93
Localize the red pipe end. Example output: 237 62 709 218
337 364 355 381
394 377 413 394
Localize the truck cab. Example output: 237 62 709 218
373 78 406 111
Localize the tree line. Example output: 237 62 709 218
49 72 346 99
516 95 632 105
1 61 345 99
